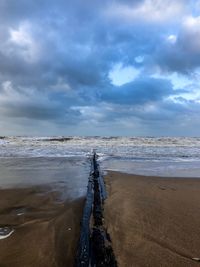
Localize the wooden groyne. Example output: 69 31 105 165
75 152 117 267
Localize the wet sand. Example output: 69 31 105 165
104 171 200 267
0 185 84 267
0 157 89 267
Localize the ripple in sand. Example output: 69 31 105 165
0 227 14 240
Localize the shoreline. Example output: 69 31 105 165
104 171 200 267
102 159 200 178
104 170 200 179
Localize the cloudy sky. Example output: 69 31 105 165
1 0 200 136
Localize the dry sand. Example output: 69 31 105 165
0 186 84 267
104 171 200 267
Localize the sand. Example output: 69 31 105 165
0 186 84 267
104 171 200 267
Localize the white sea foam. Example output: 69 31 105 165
1 136 200 159
0 136 200 176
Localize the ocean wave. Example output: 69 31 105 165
0 137 200 163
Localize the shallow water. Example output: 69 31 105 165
0 157 90 199
101 158 200 177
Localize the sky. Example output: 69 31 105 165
1 0 200 136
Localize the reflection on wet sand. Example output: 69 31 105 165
0 186 85 267
0 157 89 267
0 157 89 198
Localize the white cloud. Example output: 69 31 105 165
105 0 186 23
9 22 40 63
184 15 200 28
0 81 60 118
0 81 21 100
180 16 200 53
135 56 144 63
51 77 71 92
167 35 177 44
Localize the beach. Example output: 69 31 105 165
0 186 84 267
104 171 200 267
0 157 89 267
1 137 200 266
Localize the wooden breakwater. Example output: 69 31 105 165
75 152 117 267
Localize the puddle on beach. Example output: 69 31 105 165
0 157 90 200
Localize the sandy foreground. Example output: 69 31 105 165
104 171 200 267
0 186 84 267
0 157 90 267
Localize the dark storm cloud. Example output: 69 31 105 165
100 77 174 105
0 0 200 135
154 16 200 73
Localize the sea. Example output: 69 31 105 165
1 136 200 178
